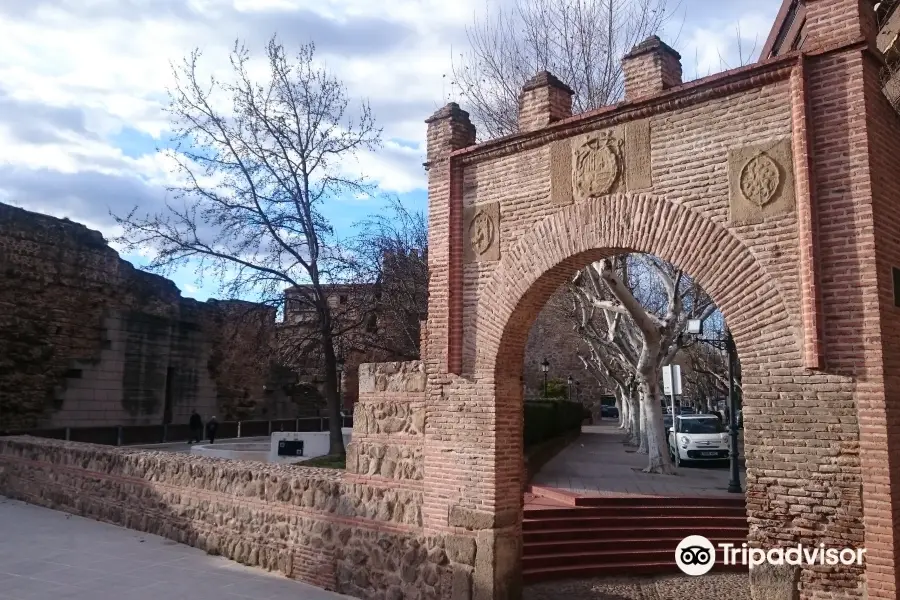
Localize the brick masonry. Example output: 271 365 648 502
418 4 899 599
3 5 898 600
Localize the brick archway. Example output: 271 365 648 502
472 192 800 593
474 192 798 377
421 11 900 593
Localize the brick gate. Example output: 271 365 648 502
421 1 900 598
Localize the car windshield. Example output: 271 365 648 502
678 418 724 434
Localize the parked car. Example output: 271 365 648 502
667 414 730 465
601 405 619 419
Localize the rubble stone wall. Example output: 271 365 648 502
0 435 472 599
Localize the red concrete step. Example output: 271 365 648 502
572 495 745 508
522 559 746 584
526 486 746 509
524 525 748 544
523 546 744 570
524 505 746 520
523 514 747 531
523 536 746 557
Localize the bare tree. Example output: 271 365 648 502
571 259 642 444
112 36 381 457
453 0 675 139
571 254 716 473
876 1 900 114
350 198 429 360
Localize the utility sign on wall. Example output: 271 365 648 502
277 440 304 457
662 365 682 396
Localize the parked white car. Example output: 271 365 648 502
668 414 730 464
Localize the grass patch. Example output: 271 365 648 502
301 454 346 469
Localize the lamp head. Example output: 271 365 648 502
687 319 703 335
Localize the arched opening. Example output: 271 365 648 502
515 251 748 587
460 193 803 594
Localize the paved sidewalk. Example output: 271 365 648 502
530 423 746 497
0 497 350 600
130 436 270 454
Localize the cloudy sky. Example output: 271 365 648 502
0 0 782 300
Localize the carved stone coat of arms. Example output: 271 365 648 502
573 134 623 199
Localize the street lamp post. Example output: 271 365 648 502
567 376 573 401
686 319 743 494
724 332 742 494
541 359 550 398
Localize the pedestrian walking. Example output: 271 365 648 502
206 416 218 444
189 409 202 444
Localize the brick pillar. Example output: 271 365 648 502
517 70 574 132
801 2 900 597
424 103 475 374
804 0 879 50
424 107 521 600
621 35 682 102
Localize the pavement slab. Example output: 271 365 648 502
0 496 350 600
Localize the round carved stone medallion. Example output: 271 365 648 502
469 210 495 255
739 152 781 207
574 136 621 198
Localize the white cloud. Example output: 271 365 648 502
0 0 489 238
677 12 774 80
0 0 781 241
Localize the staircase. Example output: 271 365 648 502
523 487 749 583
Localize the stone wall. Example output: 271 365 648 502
0 428 474 598
347 361 426 483
0 202 290 430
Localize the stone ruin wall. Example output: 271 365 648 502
0 198 595 430
0 360 476 600
0 202 287 431
523 287 608 402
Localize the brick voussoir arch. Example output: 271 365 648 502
474 193 801 374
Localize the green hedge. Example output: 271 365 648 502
524 399 587 449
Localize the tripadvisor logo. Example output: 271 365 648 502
675 536 867 576
676 536 716 576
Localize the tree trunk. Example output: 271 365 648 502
615 389 628 431
616 393 626 429
319 328 347 456
637 399 649 454
627 390 640 446
638 374 674 474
